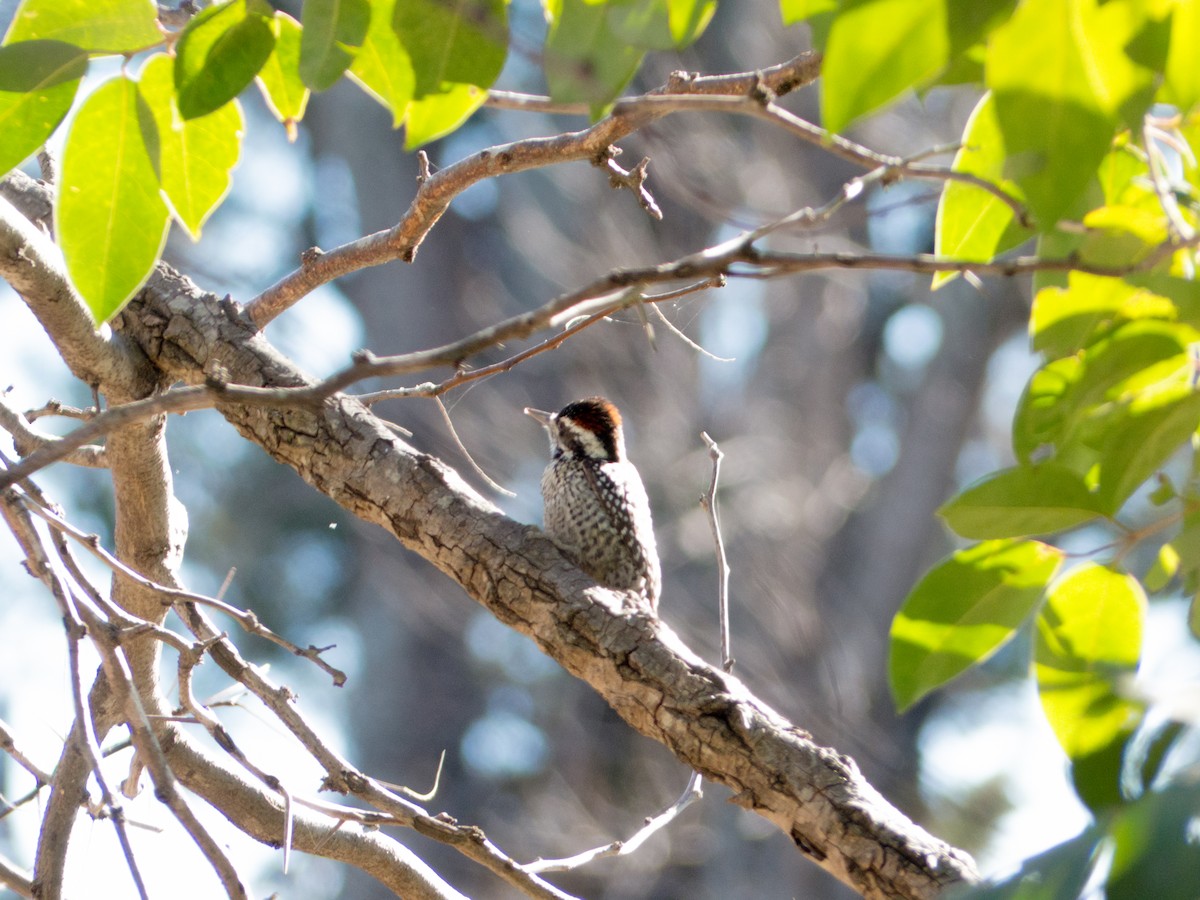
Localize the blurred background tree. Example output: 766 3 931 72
2 1 1199 898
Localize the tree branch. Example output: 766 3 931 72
105 265 980 899
245 53 823 326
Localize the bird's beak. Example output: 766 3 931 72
524 407 554 428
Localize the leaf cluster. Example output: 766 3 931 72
0 0 719 325
775 1 1200 894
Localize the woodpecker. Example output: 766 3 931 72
525 397 661 610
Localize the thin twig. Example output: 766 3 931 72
21 498 348 686
700 433 732 672
376 749 446 802
524 772 703 872
0 718 52 785
2 224 1186 494
434 396 516 497
0 394 106 468
0 497 151 900
171 600 579 900
648 302 731 361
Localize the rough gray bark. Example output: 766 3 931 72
94 258 978 898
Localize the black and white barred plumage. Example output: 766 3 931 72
525 397 661 609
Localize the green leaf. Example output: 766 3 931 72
393 0 507 98
348 0 413 126
57 76 169 323
821 0 948 134
175 0 277 120
404 82 486 149
1013 319 1195 468
138 53 243 239
1161 0 1200 114
255 12 309 136
609 1 674 50
1078 204 1169 269
780 0 837 25
1035 564 1144 762
0 40 87 176
1143 542 1179 592
4 0 160 53
1070 727 1129 812
932 92 1031 289
939 464 1102 540
985 0 1156 228
667 0 717 46
1171 511 1200 582
944 826 1103 900
299 0 370 91
1094 385 1200 514
544 0 646 111
608 0 715 50
889 539 1062 712
1106 783 1200 900
1029 273 1176 358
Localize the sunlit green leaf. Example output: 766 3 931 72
138 53 243 238
4 0 160 53
393 0 507 97
780 0 837 25
1143 542 1179 592
348 0 413 126
1032 566 1142 792
821 0 948 134
299 0 370 91
933 92 1031 289
668 0 717 45
1094 382 1200 513
1161 0 1200 115
939 464 1102 539
57 76 169 322
985 0 1156 228
1030 273 1176 358
890 540 1062 712
255 12 309 136
0 40 87 176
607 0 715 50
1035 564 1144 762
1013 319 1196 469
175 0 277 120
403 82 486 149
1078 205 1169 269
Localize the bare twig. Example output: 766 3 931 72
0 394 106 468
3 225 1184 493
700 433 733 673
0 496 151 900
434 396 516 497
245 54 824 326
21 498 347 686
377 749 447 802
23 400 97 422
170 600 579 900
0 853 33 899
524 773 703 872
0 718 52 786
599 152 662 220
648 301 732 361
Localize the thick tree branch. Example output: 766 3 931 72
104 263 979 898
